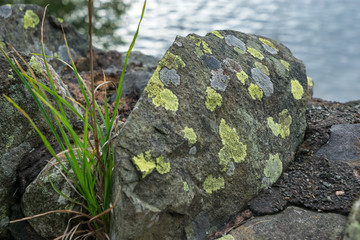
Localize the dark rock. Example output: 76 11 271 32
110 30 308 239
227 206 347 240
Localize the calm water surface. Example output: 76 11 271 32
115 0 360 102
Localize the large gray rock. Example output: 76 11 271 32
0 53 80 239
110 30 308 239
226 206 347 240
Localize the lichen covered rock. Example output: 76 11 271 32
110 30 308 239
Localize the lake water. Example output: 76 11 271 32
116 0 360 102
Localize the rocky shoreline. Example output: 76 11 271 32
1 4 360 240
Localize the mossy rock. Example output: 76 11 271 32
110 30 308 239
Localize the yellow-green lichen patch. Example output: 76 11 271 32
267 109 292 139
155 156 171 174
145 67 179 111
205 87 223 111
263 153 283 184
291 79 304 100
280 59 290 71
57 17 63 23
133 151 156 178
182 127 197 144
0 41 5 49
259 38 278 54
194 46 204 58
217 235 235 240
218 119 247 171
203 174 225 194
307 76 314 88
248 83 263 101
29 56 43 75
159 51 186 69
236 71 248 85
254 61 269 76
24 10 40 29
183 182 190 192
247 47 264 60
211 30 224 39
234 47 246 54
189 35 212 55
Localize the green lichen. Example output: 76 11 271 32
29 56 43 75
217 235 235 240
189 35 212 55
132 151 156 178
236 71 248 85
183 182 189 192
159 51 186 69
145 66 179 111
254 61 269 76
307 76 314 88
182 126 197 144
263 153 283 184
57 17 63 23
267 109 292 139
218 119 247 171
133 151 170 178
247 47 264 60
211 30 224 39
24 10 40 29
203 174 225 194
0 41 5 49
248 83 263 101
156 156 171 174
280 59 290 71
291 79 304 100
259 38 278 51
234 47 246 54
205 87 223 111
194 46 204 58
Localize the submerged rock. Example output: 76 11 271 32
110 30 308 239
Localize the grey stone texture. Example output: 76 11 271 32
110 30 308 239
227 206 347 240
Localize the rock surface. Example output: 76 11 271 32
110 30 308 239
225 206 347 240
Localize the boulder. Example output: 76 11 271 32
0 53 80 239
110 30 308 239
0 4 88 71
226 206 347 240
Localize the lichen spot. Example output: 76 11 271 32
182 127 197 145
203 175 225 194
132 151 156 178
0 41 5 49
247 47 264 60
155 156 171 174
236 71 248 85
145 67 179 112
254 61 269 76
217 235 235 240
188 35 212 55
205 87 223 111
211 30 224 39
159 51 186 69
259 38 278 54
24 10 40 29
225 35 246 51
29 56 43 75
183 182 190 192
280 59 290 71
57 17 64 23
248 83 263 101
218 119 247 171
264 153 283 184
267 109 292 139
307 76 314 88
291 79 304 100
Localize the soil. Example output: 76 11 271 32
15 51 360 239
